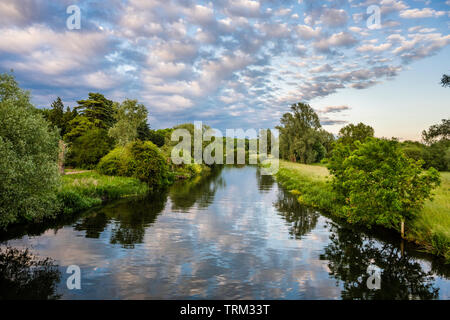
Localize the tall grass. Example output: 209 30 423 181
408 172 450 260
269 160 450 262
58 171 149 215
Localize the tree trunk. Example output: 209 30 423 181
400 220 405 239
58 140 66 175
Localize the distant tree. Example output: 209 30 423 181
441 74 450 88
422 119 450 145
276 102 326 163
137 122 152 141
338 123 374 147
0 73 60 228
41 97 77 137
108 99 148 146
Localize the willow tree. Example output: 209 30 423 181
0 73 60 228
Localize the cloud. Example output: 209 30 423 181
0 0 448 131
313 32 358 53
319 105 351 114
399 8 447 18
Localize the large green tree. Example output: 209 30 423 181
276 102 329 163
108 99 148 146
338 122 374 147
327 138 440 230
0 73 60 228
64 93 117 168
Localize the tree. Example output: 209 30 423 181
75 93 116 129
327 138 440 231
338 122 374 147
441 74 449 88
422 119 449 145
108 99 148 146
63 93 117 168
66 128 114 169
0 73 61 228
276 102 330 163
41 97 77 137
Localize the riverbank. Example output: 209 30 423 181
269 160 450 262
58 164 212 216
58 171 149 215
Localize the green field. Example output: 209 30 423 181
271 160 450 261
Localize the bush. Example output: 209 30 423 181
98 141 169 188
97 145 135 176
327 138 441 230
0 73 61 228
65 128 114 169
130 141 169 187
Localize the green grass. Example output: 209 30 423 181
58 171 149 215
408 172 450 260
268 160 450 261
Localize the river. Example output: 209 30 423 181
1 166 449 299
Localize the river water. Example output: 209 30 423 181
0 166 449 299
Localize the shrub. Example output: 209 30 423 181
97 141 169 188
327 138 441 230
0 73 61 228
130 140 169 187
97 145 135 176
65 128 114 169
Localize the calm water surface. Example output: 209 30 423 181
1 166 449 299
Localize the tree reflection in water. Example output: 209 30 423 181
74 191 168 248
274 189 320 239
169 166 224 211
320 222 440 300
256 167 275 191
0 247 61 299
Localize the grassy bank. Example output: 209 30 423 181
58 171 149 215
270 160 450 261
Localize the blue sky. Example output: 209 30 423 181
0 0 449 140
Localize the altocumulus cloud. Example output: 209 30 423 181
0 0 449 130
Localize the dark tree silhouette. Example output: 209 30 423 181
0 247 61 299
441 74 449 87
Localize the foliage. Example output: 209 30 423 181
129 140 170 187
277 102 333 164
98 141 170 188
0 73 61 228
327 138 441 230
63 93 119 168
41 97 77 137
65 128 114 169
337 122 374 147
422 119 449 145
109 99 148 146
97 145 135 176
75 92 116 129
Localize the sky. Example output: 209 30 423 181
0 0 449 140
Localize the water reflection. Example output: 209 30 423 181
256 167 275 191
169 167 224 211
0 166 448 299
320 222 440 300
274 191 320 240
73 192 168 248
0 247 61 300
